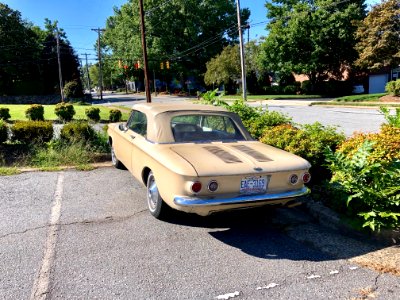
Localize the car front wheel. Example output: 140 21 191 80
111 145 124 169
147 171 169 219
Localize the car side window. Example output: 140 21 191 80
127 110 147 136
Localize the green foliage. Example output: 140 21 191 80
200 89 229 108
85 107 101 122
228 100 292 139
355 0 400 70
261 0 365 88
326 141 400 231
385 80 400 96
11 121 53 144
54 103 75 122
0 108 11 121
380 107 400 127
109 109 122 122
63 80 84 98
60 121 96 143
25 104 44 121
0 120 8 143
260 122 345 183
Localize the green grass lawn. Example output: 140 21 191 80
221 94 323 101
0 104 129 121
332 93 387 102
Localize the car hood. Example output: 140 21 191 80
169 141 310 176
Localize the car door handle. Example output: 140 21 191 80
130 135 136 140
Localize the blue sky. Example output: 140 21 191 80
2 0 379 62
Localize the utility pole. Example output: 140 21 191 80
84 53 91 91
138 0 152 103
91 28 105 100
236 0 247 101
55 28 65 102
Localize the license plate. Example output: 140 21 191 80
240 176 269 194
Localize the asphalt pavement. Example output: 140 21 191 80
1 168 399 299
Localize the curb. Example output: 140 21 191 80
304 198 400 246
16 161 113 173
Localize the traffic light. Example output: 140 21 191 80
118 60 122 68
166 61 170 69
137 60 140 69
160 62 164 70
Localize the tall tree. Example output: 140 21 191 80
103 0 249 86
0 3 41 95
355 0 400 70
260 0 366 89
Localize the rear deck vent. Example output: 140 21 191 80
232 145 272 162
204 146 242 163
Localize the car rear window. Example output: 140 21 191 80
171 114 245 142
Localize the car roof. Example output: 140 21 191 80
131 102 228 116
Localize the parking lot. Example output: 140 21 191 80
1 168 399 299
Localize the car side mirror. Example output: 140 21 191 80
118 123 127 131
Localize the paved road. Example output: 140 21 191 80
94 94 386 137
1 168 399 299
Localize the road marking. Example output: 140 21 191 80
30 172 64 300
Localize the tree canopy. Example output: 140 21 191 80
103 0 250 87
355 0 400 70
260 0 366 87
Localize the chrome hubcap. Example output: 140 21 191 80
147 176 159 212
111 147 117 165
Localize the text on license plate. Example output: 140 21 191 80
240 176 269 194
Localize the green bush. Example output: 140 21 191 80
55 103 76 122
25 104 44 121
0 120 8 143
326 141 400 231
11 121 53 144
109 109 122 122
85 107 101 122
282 85 299 95
260 122 345 183
0 108 11 121
63 80 84 98
386 79 400 96
380 107 400 127
228 100 292 139
60 121 96 143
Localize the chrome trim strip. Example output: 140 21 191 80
174 187 310 206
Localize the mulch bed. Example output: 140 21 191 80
380 95 400 102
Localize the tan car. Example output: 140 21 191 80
108 103 311 219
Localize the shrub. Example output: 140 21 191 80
228 100 292 139
380 107 400 127
282 85 299 95
260 122 345 183
25 104 44 121
63 80 84 98
55 103 75 122
386 79 400 96
11 121 53 144
85 107 101 122
326 141 400 231
200 89 229 107
0 120 8 143
109 109 122 122
301 80 312 94
0 108 11 121
60 121 96 143
337 125 400 164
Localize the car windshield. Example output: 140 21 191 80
171 114 245 143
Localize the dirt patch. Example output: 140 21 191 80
380 95 400 102
349 246 400 276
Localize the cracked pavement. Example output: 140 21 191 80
0 168 399 299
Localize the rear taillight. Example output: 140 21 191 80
302 172 311 184
208 180 218 192
289 174 299 185
191 181 202 193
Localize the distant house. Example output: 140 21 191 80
369 67 400 94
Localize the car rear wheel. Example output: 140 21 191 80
147 171 169 219
111 145 124 169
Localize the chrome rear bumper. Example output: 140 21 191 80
174 187 310 207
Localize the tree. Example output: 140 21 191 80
0 4 42 95
103 0 249 87
260 0 366 90
355 0 400 70
204 42 270 94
